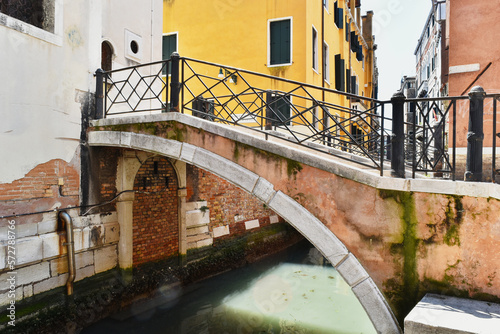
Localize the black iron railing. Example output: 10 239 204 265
94 54 499 183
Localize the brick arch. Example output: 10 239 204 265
88 131 401 334
132 156 179 266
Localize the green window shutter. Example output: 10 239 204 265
346 69 351 93
270 19 291 65
334 2 344 29
335 54 345 92
162 34 177 75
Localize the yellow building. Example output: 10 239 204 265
163 0 377 139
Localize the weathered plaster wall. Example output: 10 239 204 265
185 125 500 319
0 0 97 183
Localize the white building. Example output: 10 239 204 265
414 1 447 100
0 0 162 307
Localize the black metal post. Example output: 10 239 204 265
433 121 443 177
169 52 180 112
95 68 104 119
265 91 272 130
465 86 485 182
411 100 417 179
391 91 406 178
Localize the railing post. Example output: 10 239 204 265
95 68 104 119
169 52 180 112
465 86 486 181
391 91 406 178
265 90 272 130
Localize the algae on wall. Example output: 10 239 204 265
379 190 419 323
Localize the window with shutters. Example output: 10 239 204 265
312 26 318 71
323 41 330 83
268 17 292 66
162 33 178 75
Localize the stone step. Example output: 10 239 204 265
187 233 213 249
186 209 210 227
187 233 212 244
186 225 209 236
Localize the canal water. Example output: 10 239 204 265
83 240 376 333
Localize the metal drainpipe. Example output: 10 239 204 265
59 211 76 295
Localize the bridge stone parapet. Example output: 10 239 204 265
88 113 500 332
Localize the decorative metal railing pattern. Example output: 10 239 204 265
94 54 499 182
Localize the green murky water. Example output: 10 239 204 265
83 241 376 333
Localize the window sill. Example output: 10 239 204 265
0 13 62 46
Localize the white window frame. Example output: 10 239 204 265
312 25 319 72
267 16 293 68
162 31 179 77
0 0 63 46
323 41 330 84
324 0 330 13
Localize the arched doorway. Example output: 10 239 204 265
101 40 113 72
132 156 179 266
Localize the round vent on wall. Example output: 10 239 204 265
125 29 143 62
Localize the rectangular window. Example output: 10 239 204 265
323 0 329 11
0 0 54 32
269 18 292 66
162 33 177 75
335 54 345 91
312 27 318 71
323 42 330 83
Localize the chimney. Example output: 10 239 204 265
356 0 361 27
362 10 374 46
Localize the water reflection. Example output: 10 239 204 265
83 242 376 334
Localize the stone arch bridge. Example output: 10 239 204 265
88 113 500 334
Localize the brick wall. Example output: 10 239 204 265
88 147 119 214
0 159 80 225
132 157 179 266
186 165 277 237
